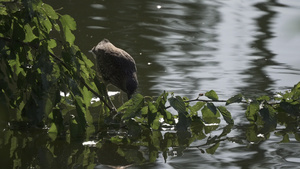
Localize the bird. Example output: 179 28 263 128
91 39 138 100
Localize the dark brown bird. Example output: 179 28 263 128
91 39 138 99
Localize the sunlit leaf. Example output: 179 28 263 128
24 24 37 42
81 86 92 106
141 106 148 115
48 123 58 133
148 102 158 128
44 97 54 117
60 14 76 44
201 105 220 124
41 3 58 19
256 95 270 102
189 101 205 114
0 6 7 15
217 106 234 124
48 39 57 49
8 54 24 76
291 82 300 100
205 90 219 101
110 136 123 143
162 109 174 123
10 136 18 158
156 91 168 106
40 14 53 33
226 94 243 105
60 14 76 30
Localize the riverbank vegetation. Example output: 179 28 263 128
0 0 299 168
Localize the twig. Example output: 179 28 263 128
165 98 248 109
186 98 248 104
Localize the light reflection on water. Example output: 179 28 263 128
46 0 300 168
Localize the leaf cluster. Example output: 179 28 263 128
0 0 110 135
244 82 300 142
118 90 234 133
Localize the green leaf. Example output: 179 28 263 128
201 105 220 124
256 95 270 102
217 106 234 124
0 6 7 15
206 142 220 154
151 131 162 149
205 90 219 101
226 94 243 105
48 123 58 133
8 54 24 76
291 82 300 100
141 106 148 115
10 136 18 158
148 102 160 129
81 86 92 106
151 115 161 130
156 91 168 106
280 134 290 143
60 15 76 30
73 95 87 130
40 14 53 33
190 101 205 112
44 97 53 117
281 100 300 117
24 24 37 42
207 103 218 115
176 111 190 131
41 3 58 19
60 14 76 44
168 96 186 113
120 93 144 120
48 39 57 49
245 102 259 123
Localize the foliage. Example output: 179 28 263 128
0 0 111 136
0 1 300 168
244 82 300 142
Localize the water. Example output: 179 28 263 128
4 0 300 168
49 0 300 98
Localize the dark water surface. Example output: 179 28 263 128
2 0 300 168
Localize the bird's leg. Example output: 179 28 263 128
106 89 117 113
